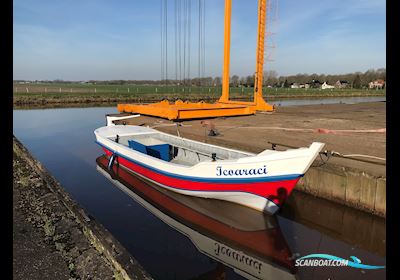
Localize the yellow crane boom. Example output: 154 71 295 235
220 0 231 103
118 0 274 120
219 0 274 111
253 0 274 110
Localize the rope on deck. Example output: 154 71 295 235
330 151 386 162
150 123 192 128
217 125 386 134
268 142 386 166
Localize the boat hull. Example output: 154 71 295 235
101 146 300 214
95 125 324 215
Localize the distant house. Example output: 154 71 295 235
299 84 306 88
335 80 349 88
290 83 300 89
369 79 385 89
308 80 321 88
304 83 310 89
321 82 335 89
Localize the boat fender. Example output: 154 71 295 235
115 135 119 143
212 153 217 162
108 152 117 170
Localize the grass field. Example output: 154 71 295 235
13 83 386 105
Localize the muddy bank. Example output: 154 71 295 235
13 102 118 110
13 95 222 106
13 136 152 280
13 92 385 107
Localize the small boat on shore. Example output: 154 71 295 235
96 155 297 279
94 121 324 215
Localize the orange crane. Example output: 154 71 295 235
118 0 275 120
218 0 274 111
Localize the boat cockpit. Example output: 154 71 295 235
110 132 254 166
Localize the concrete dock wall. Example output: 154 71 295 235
298 162 386 218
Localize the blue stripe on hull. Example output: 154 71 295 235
96 140 303 184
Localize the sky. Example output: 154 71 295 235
13 0 386 81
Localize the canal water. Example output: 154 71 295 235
13 103 386 280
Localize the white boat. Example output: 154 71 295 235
94 123 324 215
96 155 298 280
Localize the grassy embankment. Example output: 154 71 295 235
13 83 386 106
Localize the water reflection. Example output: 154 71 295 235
282 191 386 257
96 155 297 280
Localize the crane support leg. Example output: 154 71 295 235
219 0 232 103
218 0 274 112
253 0 274 111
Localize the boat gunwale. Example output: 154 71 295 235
95 125 256 157
96 139 304 184
95 125 320 164
94 125 323 183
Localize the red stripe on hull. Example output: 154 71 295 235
102 148 299 206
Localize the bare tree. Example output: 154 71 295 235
264 70 278 86
231 75 240 87
213 77 222 87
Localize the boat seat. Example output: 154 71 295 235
128 138 171 161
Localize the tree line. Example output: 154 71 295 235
15 68 385 89
261 68 385 88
